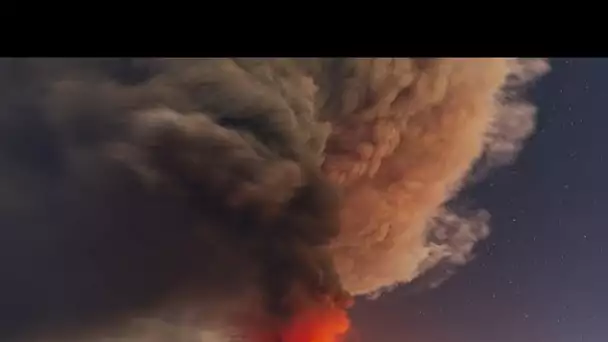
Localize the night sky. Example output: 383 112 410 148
350 58 607 342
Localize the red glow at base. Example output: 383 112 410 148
279 306 350 342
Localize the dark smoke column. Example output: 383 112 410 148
0 58 350 340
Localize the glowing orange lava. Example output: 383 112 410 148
280 306 350 342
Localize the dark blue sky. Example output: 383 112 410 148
350 58 607 342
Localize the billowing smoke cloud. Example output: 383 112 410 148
0 58 548 341
325 58 549 296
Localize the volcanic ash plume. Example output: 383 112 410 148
0 58 548 341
